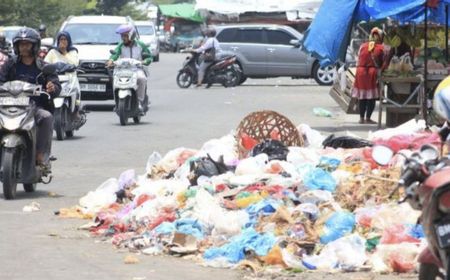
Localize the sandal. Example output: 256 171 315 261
358 119 365 124
365 119 377 124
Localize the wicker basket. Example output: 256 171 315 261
236 110 304 158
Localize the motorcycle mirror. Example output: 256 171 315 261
372 145 394 166
289 39 301 48
42 64 56 75
419 144 440 162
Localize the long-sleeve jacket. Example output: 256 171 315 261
109 39 152 65
44 49 79 66
0 56 61 113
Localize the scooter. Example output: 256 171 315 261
176 50 242 89
0 64 56 199
110 58 148 126
372 142 450 280
53 62 86 140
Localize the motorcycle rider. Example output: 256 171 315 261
106 24 152 110
38 24 47 39
44 31 83 125
0 27 61 170
44 31 79 66
192 27 221 88
0 32 11 54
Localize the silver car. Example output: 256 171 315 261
215 24 336 85
135 21 160 62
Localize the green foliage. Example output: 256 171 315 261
0 0 149 37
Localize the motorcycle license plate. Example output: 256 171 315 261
436 222 450 248
80 83 106 92
0 96 29 106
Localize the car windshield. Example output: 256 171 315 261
136 25 154 36
63 23 123 45
4 29 20 42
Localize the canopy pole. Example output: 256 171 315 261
424 2 428 125
446 4 449 62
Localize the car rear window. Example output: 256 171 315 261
236 29 263 44
266 30 296 45
63 23 124 44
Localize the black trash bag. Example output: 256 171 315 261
322 134 373 149
250 139 289 161
188 154 230 186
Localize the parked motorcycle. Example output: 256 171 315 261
372 141 450 280
53 62 86 140
0 64 56 199
176 50 242 88
110 58 148 126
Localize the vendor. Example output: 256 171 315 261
352 27 385 124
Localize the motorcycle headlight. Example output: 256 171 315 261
439 191 450 213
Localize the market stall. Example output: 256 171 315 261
303 0 450 128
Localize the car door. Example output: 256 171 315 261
264 28 309 76
218 27 267 76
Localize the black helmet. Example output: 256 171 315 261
13 27 41 56
38 24 47 32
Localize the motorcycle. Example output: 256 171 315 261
110 58 149 126
53 62 87 140
0 64 56 199
372 141 450 280
176 50 242 88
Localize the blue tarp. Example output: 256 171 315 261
303 0 450 66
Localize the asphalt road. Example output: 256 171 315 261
0 53 395 280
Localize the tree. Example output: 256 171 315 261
96 0 129 15
0 0 17 26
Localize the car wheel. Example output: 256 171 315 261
313 63 336 86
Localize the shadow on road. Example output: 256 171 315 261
83 104 115 112
0 190 61 200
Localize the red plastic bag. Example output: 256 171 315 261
373 133 441 153
381 224 420 244
389 252 416 273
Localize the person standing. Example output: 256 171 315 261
352 27 385 124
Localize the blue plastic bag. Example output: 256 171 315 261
153 219 204 239
320 211 355 244
304 168 337 192
245 199 280 228
318 156 341 171
203 228 276 263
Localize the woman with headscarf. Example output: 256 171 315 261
44 31 79 66
352 27 385 124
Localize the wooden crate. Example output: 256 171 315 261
329 68 359 114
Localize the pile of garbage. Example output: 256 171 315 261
59 120 440 274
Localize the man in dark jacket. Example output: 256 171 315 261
0 27 61 169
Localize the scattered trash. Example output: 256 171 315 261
313 107 333 117
23 202 40 212
124 255 140 264
59 118 436 276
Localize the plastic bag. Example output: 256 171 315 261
380 224 421 244
118 169 136 190
203 228 276 263
298 190 333 205
313 107 332 117
338 64 346 91
297 124 325 149
303 168 337 192
79 178 119 212
235 153 268 175
189 154 230 185
250 139 289 161
322 134 372 149
320 211 355 244
146 151 162 173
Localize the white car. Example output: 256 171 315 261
58 15 136 100
1 26 22 44
135 21 160 62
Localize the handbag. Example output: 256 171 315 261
203 40 216 62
